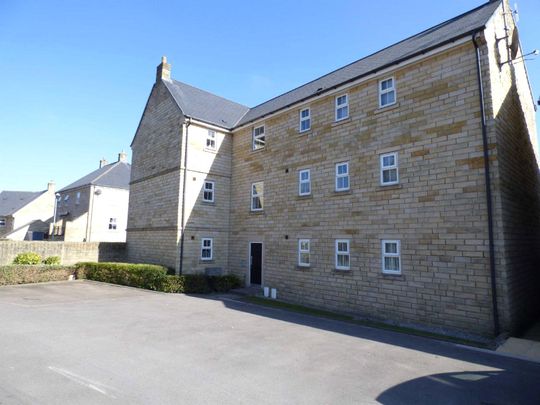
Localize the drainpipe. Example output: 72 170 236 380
178 117 191 275
472 31 500 337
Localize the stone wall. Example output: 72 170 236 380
0 241 126 265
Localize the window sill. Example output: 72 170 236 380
333 268 352 274
298 129 312 136
295 265 311 271
249 210 265 215
376 184 402 191
204 148 218 154
250 147 266 154
200 259 215 264
374 102 400 115
332 118 351 127
202 201 216 205
381 272 404 280
296 194 312 200
332 189 352 196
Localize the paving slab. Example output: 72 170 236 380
1 281 540 404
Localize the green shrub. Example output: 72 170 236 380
0 265 75 285
207 274 242 292
162 275 185 293
75 262 168 291
42 256 61 265
13 252 42 265
183 274 212 293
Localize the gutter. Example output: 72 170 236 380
178 117 191 274
472 31 500 337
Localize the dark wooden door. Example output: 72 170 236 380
250 243 262 285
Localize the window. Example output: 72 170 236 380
203 181 215 202
335 239 350 270
108 218 117 230
335 94 349 121
380 152 399 185
63 194 70 206
298 239 310 267
379 77 396 108
76 192 81 205
201 238 213 260
335 162 350 191
299 169 311 196
252 125 265 150
251 182 264 211
382 240 401 274
0 218 5 227
299 108 311 132
206 130 216 150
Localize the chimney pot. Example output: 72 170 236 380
99 158 108 168
47 181 55 192
118 151 127 163
156 56 171 82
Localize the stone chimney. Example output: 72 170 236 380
118 151 128 163
99 158 108 168
156 56 171 82
47 181 55 192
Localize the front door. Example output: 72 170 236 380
249 243 262 285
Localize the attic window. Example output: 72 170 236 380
206 130 216 150
252 125 265 150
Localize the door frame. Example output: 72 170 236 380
248 241 263 286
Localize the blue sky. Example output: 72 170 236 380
1 0 539 192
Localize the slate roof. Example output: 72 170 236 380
161 1 500 129
59 161 131 192
163 80 249 129
237 0 500 126
0 191 44 216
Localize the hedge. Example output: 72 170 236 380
0 265 75 286
75 262 242 294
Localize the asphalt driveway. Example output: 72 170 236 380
0 281 539 404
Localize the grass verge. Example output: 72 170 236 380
241 296 490 349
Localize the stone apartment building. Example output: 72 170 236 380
127 0 540 338
0 182 56 240
53 153 131 242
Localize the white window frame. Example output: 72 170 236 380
251 181 264 211
335 162 350 192
0 218 5 227
380 152 399 186
299 108 311 132
63 194 69 206
75 192 81 205
252 125 265 150
201 238 213 261
335 94 349 121
206 130 217 151
298 239 310 267
379 77 396 108
203 181 215 203
335 239 350 270
108 217 117 230
382 240 401 275
298 169 311 196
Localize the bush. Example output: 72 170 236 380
0 265 75 286
75 262 168 291
43 256 61 265
13 252 42 265
74 262 243 294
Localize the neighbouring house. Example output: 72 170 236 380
53 153 131 242
127 0 540 339
0 182 56 240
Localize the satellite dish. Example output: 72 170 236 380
94 189 102 195
510 27 520 60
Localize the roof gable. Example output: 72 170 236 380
0 191 44 216
163 80 249 129
59 162 131 192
